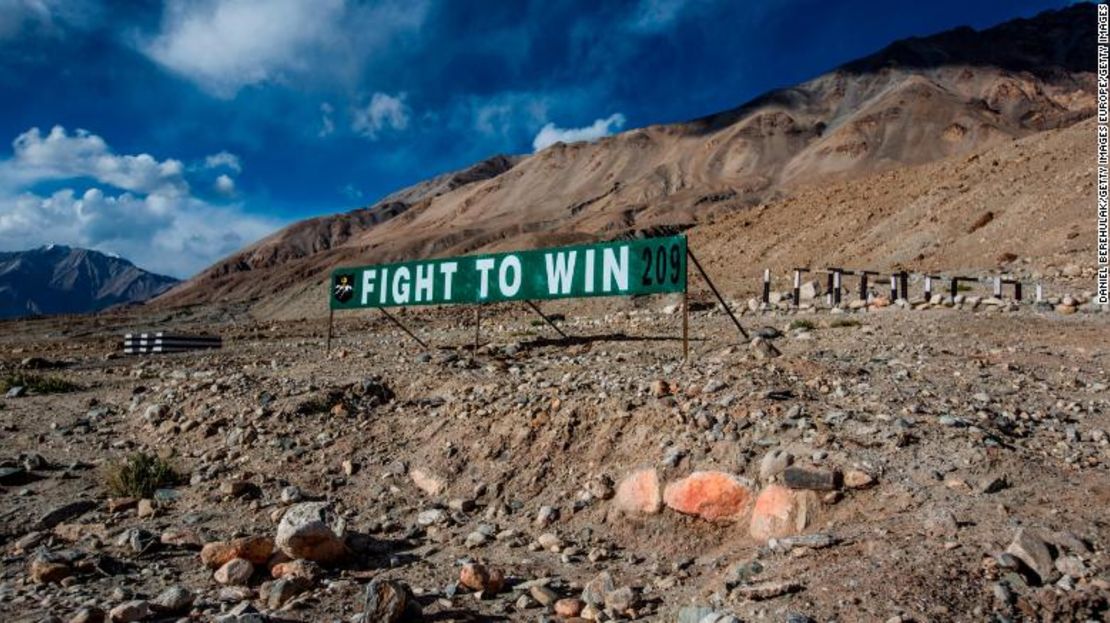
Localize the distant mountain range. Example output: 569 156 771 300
0 245 178 319
156 4 1095 318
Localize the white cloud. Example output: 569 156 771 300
2 126 188 195
318 102 335 138
340 183 362 201
139 0 429 97
204 150 241 173
0 187 275 277
352 92 410 140
626 0 701 34
214 174 235 195
0 126 280 278
532 113 627 152
0 0 102 40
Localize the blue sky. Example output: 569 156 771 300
0 0 1080 277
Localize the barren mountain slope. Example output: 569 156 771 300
0 245 178 319
687 116 1096 294
158 4 1095 318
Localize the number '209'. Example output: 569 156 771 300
641 243 683 286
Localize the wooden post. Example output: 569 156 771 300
1014 282 1023 301
473 306 480 351
1036 284 1043 302
899 272 909 302
682 288 689 361
832 270 842 306
994 277 1002 298
793 269 802 307
890 274 898 300
950 278 959 299
826 271 834 306
326 307 334 352
924 275 932 300
762 269 771 306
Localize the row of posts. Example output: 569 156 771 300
760 267 1043 307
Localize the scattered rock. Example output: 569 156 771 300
750 337 781 359
201 536 274 568
582 571 615 606
650 379 673 397
108 600 150 623
604 586 638 613
416 508 448 526
150 585 194 614
275 502 347 564
260 576 311 609
554 598 584 617
759 449 794 481
214 558 254 585
1006 528 1059 584
459 562 505 593
535 505 558 526
731 580 803 600
37 500 96 530
782 466 841 491
843 469 875 489
363 578 413 623
29 556 71 584
271 559 323 581
530 585 558 607
410 468 445 496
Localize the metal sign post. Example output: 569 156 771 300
858 270 878 301
792 268 809 307
379 307 429 350
686 248 749 341
524 300 569 339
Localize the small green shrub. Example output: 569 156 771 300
827 317 861 328
0 373 81 394
104 453 177 499
789 319 816 331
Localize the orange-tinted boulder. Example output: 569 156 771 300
662 471 753 521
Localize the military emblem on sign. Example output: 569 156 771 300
333 273 354 303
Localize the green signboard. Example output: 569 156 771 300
330 235 687 309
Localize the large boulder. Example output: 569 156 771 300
749 485 819 541
662 471 753 521
613 468 663 514
275 502 348 564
